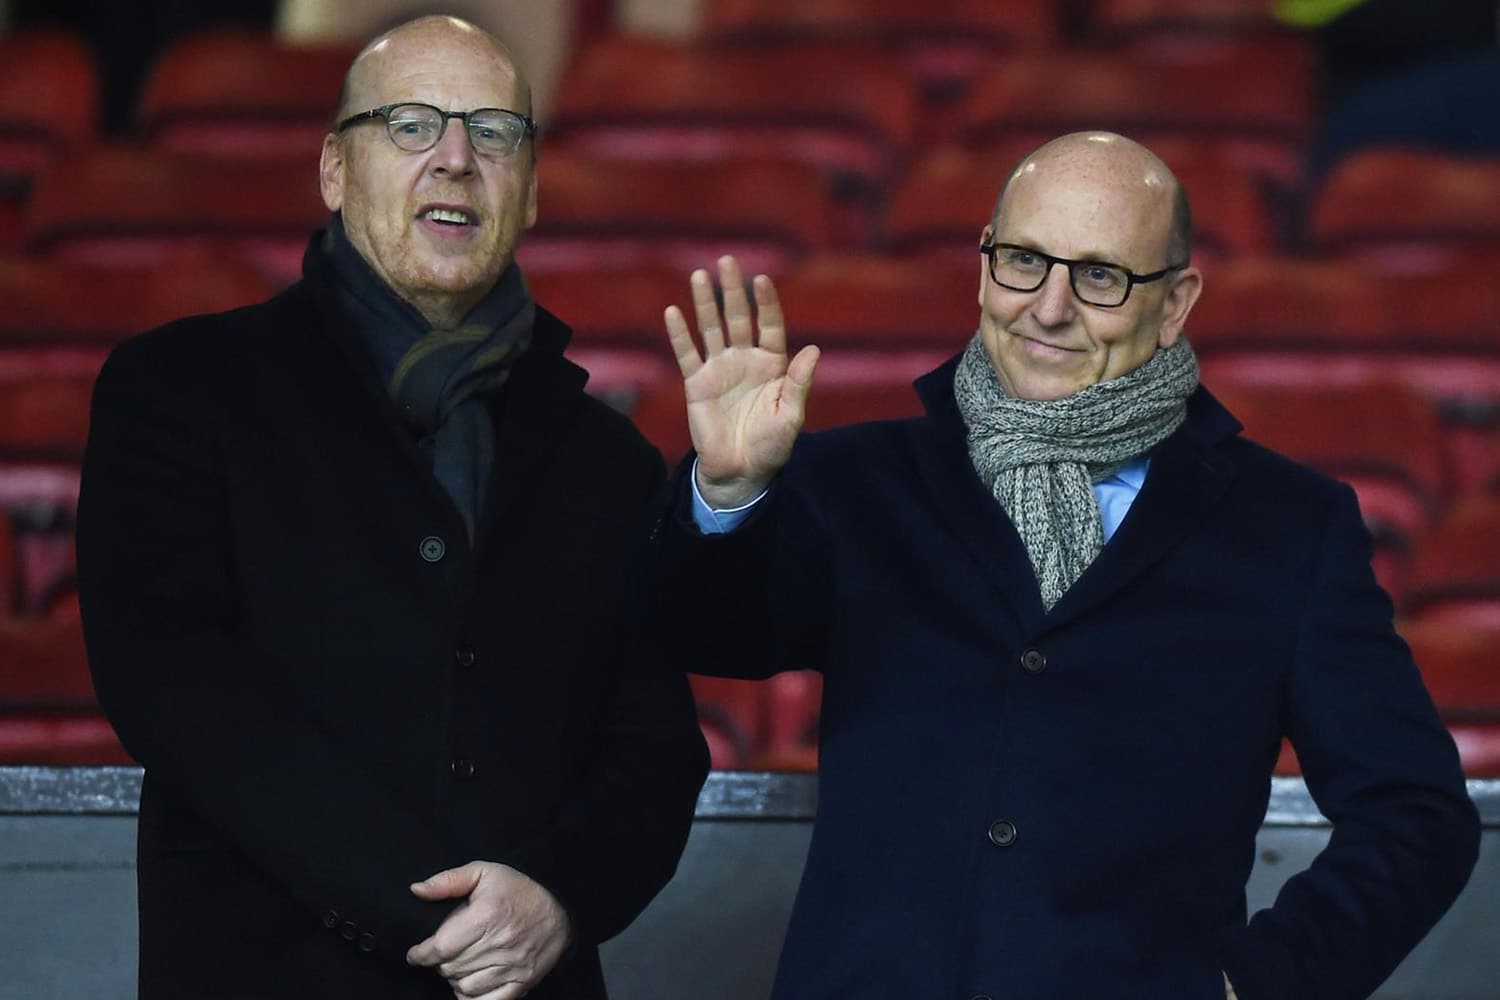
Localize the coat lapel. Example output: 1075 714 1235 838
1045 389 1241 628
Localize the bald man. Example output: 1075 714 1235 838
78 16 707 1000
651 132 1477 999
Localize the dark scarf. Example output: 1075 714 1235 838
322 214 535 541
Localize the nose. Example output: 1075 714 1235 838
1028 260 1076 327
429 118 477 177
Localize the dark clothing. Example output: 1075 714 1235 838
648 354 1478 1000
77 248 708 999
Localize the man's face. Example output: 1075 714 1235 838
977 160 1196 401
319 32 537 322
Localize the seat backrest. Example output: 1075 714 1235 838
1311 150 1500 259
0 32 97 180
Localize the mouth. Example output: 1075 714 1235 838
1012 330 1086 355
416 204 478 228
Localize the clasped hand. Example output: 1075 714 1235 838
664 256 820 508
406 861 571 999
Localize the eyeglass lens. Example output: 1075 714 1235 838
385 104 529 156
991 247 1131 307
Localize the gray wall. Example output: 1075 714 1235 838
2 771 1497 1000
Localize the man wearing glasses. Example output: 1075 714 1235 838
654 131 1477 999
78 16 707 1000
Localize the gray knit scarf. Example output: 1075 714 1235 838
323 215 535 541
952 332 1200 610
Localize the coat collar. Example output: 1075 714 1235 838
909 349 1244 635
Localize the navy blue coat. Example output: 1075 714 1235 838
650 354 1478 1000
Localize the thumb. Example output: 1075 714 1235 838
410 861 485 900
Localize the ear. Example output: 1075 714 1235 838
523 161 538 231
319 132 345 213
977 225 993 308
1156 265 1202 349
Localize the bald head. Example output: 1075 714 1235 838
990 132 1192 267
334 15 533 126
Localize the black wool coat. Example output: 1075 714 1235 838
77 250 709 1000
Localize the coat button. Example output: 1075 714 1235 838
1020 648 1047 674
451 757 476 780
321 909 339 930
339 920 358 941
988 820 1017 847
419 536 446 562
357 932 377 953
455 647 476 669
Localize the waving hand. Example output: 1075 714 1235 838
664 256 819 508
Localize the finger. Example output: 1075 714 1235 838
753 274 787 356
689 269 725 355
781 345 821 420
664 305 703 378
407 910 484 967
452 965 522 997
718 256 753 348
412 862 484 901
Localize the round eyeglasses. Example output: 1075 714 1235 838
980 242 1186 308
336 102 536 158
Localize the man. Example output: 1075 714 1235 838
77 16 707 1000
652 132 1478 999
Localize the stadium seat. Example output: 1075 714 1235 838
749 670 822 771
526 265 687 349
699 0 1057 98
1086 0 1290 42
521 151 839 276
139 31 356 159
887 142 1274 266
0 594 93 708
1447 724 1500 778
946 41 1314 184
1310 150 1500 263
0 714 133 765
773 253 977 348
1399 620 1500 719
0 253 279 348
690 675 765 770
0 32 98 252
548 37 919 238
0 374 95 460
0 512 15 616
1210 380 1447 595
1405 498 1500 627
25 148 326 283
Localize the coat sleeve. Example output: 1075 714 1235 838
76 334 458 968
1220 485 1480 1000
495 443 712 947
640 446 835 681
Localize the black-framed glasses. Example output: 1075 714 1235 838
336 102 536 157
980 242 1186 308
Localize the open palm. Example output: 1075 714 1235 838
665 256 819 508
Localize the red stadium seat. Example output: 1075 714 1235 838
548 37 919 231
1447 724 1500 778
0 253 279 347
527 266 687 349
0 714 133 765
1405 498 1500 628
1210 380 1447 595
1399 621 1500 719
1087 0 1290 42
946 42 1314 184
887 142 1274 267
139 31 356 159
0 32 98 252
773 253 977 348
749 670 822 771
700 0 1057 97
0 374 95 460
0 512 16 617
1310 151 1500 263
690 675 765 770
521 152 839 276
0 594 93 708
25 148 326 283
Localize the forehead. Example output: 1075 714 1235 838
995 159 1172 266
353 34 522 110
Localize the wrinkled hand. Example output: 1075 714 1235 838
664 255 819 509
406 861 571 1000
